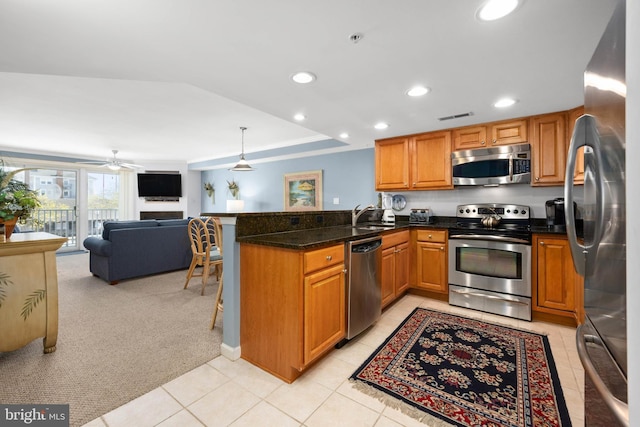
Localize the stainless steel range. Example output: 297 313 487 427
448 203 532 321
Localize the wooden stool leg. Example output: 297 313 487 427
210 274 223 329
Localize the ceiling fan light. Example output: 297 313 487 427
229 126 254 171
107 164 121 171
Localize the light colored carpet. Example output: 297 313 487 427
0 252 222 427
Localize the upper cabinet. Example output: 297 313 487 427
376 131 452 191
375 106 583 191
375 137 410 190
452 119 528 151
531 112 568 186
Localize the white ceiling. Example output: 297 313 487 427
0 0 617 169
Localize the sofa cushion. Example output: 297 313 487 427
102 220 158 240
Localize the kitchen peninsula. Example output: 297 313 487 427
204 209 575 382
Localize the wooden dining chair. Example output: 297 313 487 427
184 217 222 296
208 217 224 329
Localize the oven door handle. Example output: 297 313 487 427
450 289 529 305
448 233 530 245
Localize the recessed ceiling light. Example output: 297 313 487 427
291 71 316 84
407 86 430 97
494 98 517 108
339 132 349 139
374 122 389 130
294 113 306 121
477 0 520 21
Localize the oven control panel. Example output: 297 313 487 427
456 203 530 219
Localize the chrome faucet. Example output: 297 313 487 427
352 204 375 227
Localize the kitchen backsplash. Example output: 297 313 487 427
385 185 566 219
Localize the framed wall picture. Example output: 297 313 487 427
284 170 323 211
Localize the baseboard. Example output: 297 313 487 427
221 343 241 360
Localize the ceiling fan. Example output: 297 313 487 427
79 150 143 170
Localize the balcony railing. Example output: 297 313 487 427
19 208 119 248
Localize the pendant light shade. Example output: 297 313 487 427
231 126 254 171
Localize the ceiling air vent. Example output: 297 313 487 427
438 112 473 121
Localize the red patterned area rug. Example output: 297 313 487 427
350 308 572 427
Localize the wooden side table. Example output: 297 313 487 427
0 232 67 353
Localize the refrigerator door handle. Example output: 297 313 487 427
576 324 629 426
564 114 604 276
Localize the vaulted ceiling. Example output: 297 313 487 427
0 0 617 168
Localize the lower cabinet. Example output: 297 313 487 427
413 229 448 294
381 230 410 308
240 243 346 383
532 234 584 324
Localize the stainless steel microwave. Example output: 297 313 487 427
451 143 531 186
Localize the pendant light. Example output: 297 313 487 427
230 126 254 171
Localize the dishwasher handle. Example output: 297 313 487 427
350 238 382 253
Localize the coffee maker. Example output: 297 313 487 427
545 198 574 229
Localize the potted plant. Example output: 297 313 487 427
0 161 41 238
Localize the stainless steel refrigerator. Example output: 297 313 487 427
565 0 627 425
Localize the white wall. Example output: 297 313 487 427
134 161 201 219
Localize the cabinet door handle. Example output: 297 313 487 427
440 246 445 251
540 242 545 246
535 177 540 181
481 140 486 145
326 255 332 261
428 234 432 238
492 139 497 144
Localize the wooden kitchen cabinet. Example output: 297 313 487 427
411 131 452 189
381 230 410 308
414 229 448 294
376 131 452 191
568 106 585 184
375 137 410 190
531 112 568 186
240 243 345 383
532 234 584 325
452 119 528 151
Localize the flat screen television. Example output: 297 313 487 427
137 173 182 198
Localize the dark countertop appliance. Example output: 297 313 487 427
545 197 576 230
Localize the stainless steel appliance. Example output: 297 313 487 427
409 208 432 224
448 203 532 321
565 0 628 425
451 143 531 186
344 236 382 340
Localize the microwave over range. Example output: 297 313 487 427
451 143 531 186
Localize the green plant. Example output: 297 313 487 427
0 161 41 221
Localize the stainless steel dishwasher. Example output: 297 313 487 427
344 236 382 341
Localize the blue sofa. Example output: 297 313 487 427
82 219 192 284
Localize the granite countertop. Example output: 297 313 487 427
236 218 457 250
234 216 571 250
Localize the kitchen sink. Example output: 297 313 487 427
353 225 395 231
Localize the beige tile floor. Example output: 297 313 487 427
83 295 584 427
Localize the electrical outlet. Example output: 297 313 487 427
290 216 300 225
333 197 339 205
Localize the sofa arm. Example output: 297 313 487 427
83 237 112 257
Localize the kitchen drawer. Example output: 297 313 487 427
304 244 344 274
382 230 410 249
416 229 447 243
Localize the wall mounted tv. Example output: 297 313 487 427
137 173 182 199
